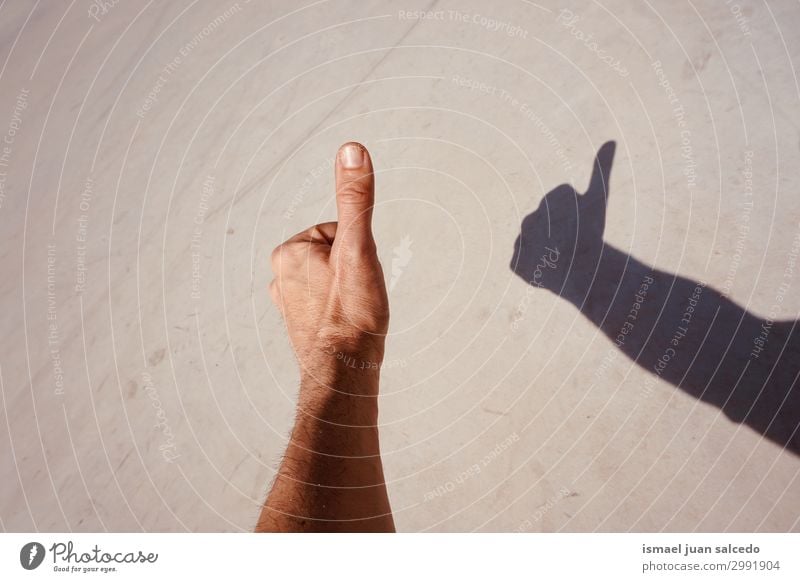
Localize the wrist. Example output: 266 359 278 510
297 353 382 422
300 333 384 384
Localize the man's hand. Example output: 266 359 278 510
269 142 389 391
258 142 394 532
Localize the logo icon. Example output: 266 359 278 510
389 235 413 291
20 542 45 570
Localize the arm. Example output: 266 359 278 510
256 142 395 532
256 368 393 532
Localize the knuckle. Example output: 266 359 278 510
337 179 371 203
270 245 284 269
271 242 313 278
271 242 299 264
269 284 284 312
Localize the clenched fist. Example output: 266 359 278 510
269 142 389 393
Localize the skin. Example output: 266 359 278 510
256 142 395 532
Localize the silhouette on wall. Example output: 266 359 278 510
510 141 800 455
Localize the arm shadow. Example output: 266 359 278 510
510 140 800 455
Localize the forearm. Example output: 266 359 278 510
256 365 394 532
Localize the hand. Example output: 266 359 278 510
269 142 389 391
260 143 394 531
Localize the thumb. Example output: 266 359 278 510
334 142 375 253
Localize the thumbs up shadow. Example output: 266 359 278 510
510 140 800 455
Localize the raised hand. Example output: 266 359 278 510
269 142 389 391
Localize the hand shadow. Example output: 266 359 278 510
510 141 800 455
